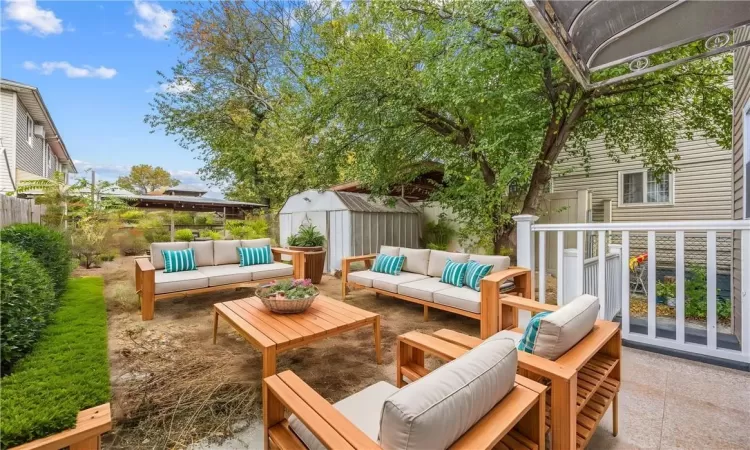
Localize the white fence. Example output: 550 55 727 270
515 215 750 365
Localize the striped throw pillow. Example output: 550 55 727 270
517 312 552 354
162 248 197 273
465 260 493 291
372 254 405 275
238 245 273 267
440 258 469 287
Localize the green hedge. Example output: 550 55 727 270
0 243 56 371
0 277 110 449
0 224 72 297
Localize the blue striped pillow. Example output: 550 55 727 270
238 245 273 266
162 248 197 273
517 312 552 354
372 254 405 275
465 260 493 291
440 258 469 287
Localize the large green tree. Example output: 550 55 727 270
116 164 179 194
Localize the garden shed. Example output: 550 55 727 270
280 189 421 273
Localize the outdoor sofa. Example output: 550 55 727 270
397 294 622 450
135 238 304 320
263 334 547 450
341 246 531 338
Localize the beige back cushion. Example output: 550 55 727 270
427 250 470 277
214 240 241 265
379 335 517 449
242 238 272 248
151 242 189 270
468 254 511 273
380 245 400 256
189 241 214 267
398 247 431 275
535 294 600 360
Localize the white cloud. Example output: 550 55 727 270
23 61 117 79
4 0 63 36
133 0 174 40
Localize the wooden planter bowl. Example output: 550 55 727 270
288 246 327 284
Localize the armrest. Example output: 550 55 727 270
518 352 576 381
135 258 155 272
271 247 303 256
482 267 531 284
264 371 379 450
500 295 558 313
272 248 306 279
399 331 469 361
342 254 377 265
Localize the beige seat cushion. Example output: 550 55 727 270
535 294 600 360
380 335 518 450
196 265 252 287
151 242 189 270
379 245 400 256
246 263 293 281
189 241 214 267
468 254 511 272
399 247 431 275
427 250 470 277
348 270 388 288
372 273 430 293
289 381 397 450
397 277 454 302
241 238 272 248
433 287 481 313
154 270 208 294
214 240 241 265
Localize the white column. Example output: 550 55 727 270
563 248 579 304
741 229 750 358
513 214 538 328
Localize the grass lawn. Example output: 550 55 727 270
0 277 110 449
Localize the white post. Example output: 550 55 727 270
621 231 631 338
609 244 622 320
741 229 750 358
597 230 606 319
563 248 578 304
538 231 546 304
513 214 538 328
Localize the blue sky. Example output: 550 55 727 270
1 0 215 190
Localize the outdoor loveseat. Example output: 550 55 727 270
341 246 531 338
135 239 304 320
264 334 547 450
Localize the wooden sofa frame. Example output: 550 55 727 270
135 248 305 321
396 295 621 450
11 403 111 450
263 370 547 450
341 253 532 338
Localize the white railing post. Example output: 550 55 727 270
707 231 717 350
597 230 606 319
609 244 622 321
563 249 578 304
538 231 546 304
514 215 537 328
742 230 750 358
621 231 630 338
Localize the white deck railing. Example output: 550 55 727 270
515 215 750 365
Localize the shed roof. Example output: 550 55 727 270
524 0 750 89
280 189 419 214
335 192 419 213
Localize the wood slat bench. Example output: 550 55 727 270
10 403 112 450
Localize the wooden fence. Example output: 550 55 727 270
0 196 45 227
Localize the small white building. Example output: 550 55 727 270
280 189 421 272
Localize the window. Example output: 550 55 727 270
744 100 750 219
26 115 33 145
619 169 673 206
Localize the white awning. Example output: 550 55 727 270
524 0 750 89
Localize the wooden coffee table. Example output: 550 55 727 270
213 295 381 377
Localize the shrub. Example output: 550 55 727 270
228 218 268 239
199 230 223 240
423 215 454 251
0 278 110 448
119 209 145 223
0 224 72 296
173 212 194 225
194 213 215 225
71 222 116 269
117 229 149 255
175 229 194 242
0 243 56 373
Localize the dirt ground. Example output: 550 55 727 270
78 257 481 449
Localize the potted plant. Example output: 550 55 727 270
256 279 319 314
287 222 327 284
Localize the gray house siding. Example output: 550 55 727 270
733 26 750 340
0 90 16 192
14 97 45 176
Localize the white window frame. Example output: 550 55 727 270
617 169 675 207
26 114 33 146
744 99 750 219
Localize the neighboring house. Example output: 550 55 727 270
733 25 750 341
0 79 77 195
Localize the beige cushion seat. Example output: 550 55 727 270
154 269 209 294
289 381 398 450
196 265 253 287
397 277 454 302
433 286 482 313
347 269 389 288
372 272 430 293
246 262 294 281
